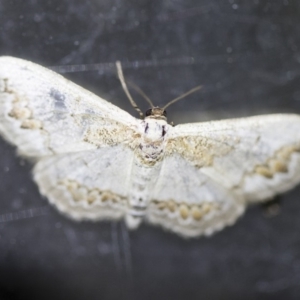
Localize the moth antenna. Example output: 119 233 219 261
116 61 144 118
127 80 155 108
162 85 202 110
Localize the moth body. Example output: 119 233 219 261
126 116 170 229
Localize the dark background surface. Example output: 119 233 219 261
1 1 300 299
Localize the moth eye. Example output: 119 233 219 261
163 110 167 117
145 109 152 116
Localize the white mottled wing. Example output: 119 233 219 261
147 154 245 237
0 56 138 157
168 115 300 202
33 146 134 221
147 115 300 237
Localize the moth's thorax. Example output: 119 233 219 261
133 118 169 164
142 118 169 142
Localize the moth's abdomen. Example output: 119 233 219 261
125 142 164 229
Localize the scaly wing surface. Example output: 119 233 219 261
34 145 135 221
0 56 138 157
147 115 300 237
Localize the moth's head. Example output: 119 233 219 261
144 107 167 121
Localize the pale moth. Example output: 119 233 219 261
0 57 300 238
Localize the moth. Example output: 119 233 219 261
0 56 300 238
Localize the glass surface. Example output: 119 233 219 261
0 1 300 299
